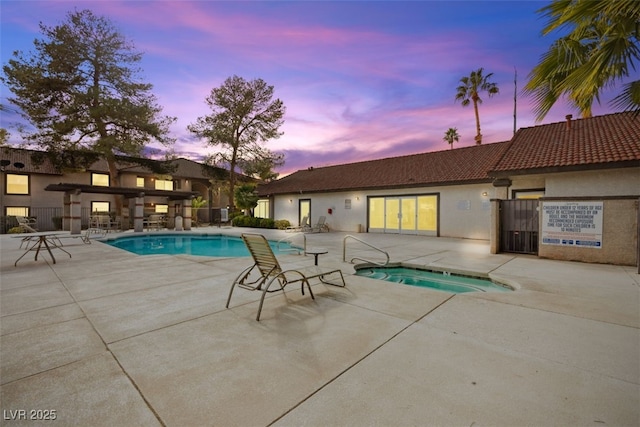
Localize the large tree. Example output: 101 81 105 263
188 75 285 209
524 0 640 121
455 68 499 145
1 9 175 186
239 148 285 182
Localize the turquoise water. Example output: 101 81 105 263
101 234 297 257
355 266 511 293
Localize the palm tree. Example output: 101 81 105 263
455 68 499 145
524 1 640 121
191 196 208 226
443 128 460 150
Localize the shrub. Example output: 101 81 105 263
231 216 277 229
274 219 291 230
8 226 24 234
52 216 63 230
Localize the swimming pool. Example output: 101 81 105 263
101 234 299 257
354 265 511 293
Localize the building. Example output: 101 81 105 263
258 112 640 265
0 147 250 233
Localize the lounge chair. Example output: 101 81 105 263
16 216 39 248
226 233 346 320
307 215 329 233
16 216 37 233
16 216 63 248
144 214 166 231
285 215 309 232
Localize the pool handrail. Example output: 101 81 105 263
276 232 306 254
343 235 390 266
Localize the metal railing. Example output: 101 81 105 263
342 234 390 265
277 232 306 254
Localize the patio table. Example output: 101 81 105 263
13 232 71 266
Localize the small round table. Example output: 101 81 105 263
305 247 328 265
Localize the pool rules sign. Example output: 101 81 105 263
542 202 603 248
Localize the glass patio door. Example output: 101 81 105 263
384 197 416 234
369 195 437 235
299 199 310 227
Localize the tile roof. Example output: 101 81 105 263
259 112 640 196
0 147 62 175
259 142 510 196
491 112 640 174
0 147 237 181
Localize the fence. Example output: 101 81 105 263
1 207 104 233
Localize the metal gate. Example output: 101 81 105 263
500 199 539 255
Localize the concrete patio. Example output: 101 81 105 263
1 228 638 426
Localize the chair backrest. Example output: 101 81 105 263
241 234 282 278
315 216 326 226
300 215 309 227
16 216 37 232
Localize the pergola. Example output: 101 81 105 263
45 183 199 233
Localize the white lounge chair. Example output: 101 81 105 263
226 233 345 320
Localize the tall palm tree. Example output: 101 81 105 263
443 127 460 150
455 68 499 145
524 0 640 121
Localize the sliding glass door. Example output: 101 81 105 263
368 195 437 235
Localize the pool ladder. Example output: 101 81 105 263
276 233 306 254
343 235 390 266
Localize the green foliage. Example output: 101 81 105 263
1 9 175 175
274 219 291 230
8 226 24 234
239 149 285 182
188 75 285 208
191 196 208 209
524 0 640 120
231 216 276 229
0 128 9 145
455 68 499 144
443 128 460 149
234 183 259 213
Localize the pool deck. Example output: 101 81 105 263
1 228 638 426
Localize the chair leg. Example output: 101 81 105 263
226 265 254 308
256 276 287 321
304 279 315 300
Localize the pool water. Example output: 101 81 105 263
101 234 298 257
355 266 511 293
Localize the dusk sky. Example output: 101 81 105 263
1 1 624 175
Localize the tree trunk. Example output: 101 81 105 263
107 156 123 216
473 98 482 144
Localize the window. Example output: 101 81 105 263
6 206 29 217
136 177 145 187
155 204 168 213
6 174 29 194
91 201 110 213
92 173 110 187
514 189 545 199
155 179 173 191
255 199 270 218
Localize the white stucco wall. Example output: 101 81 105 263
270 167 638 241
271 182 495 240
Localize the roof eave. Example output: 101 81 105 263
489 160 640 178
258 178 494 197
